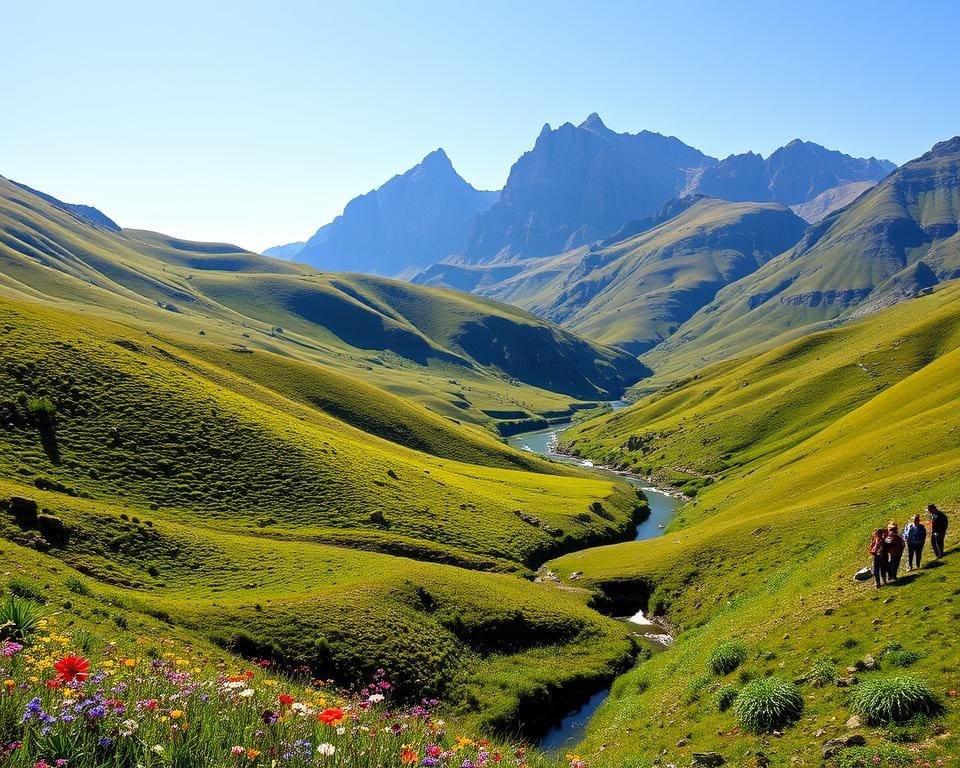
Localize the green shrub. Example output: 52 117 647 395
733 676 804 733
685 672 714 703
714 684 739 712
0 594 42 640
65 575 92 596
836 743 913 768
6 576 44 602
709 639 747 675
849 676 944 724
810 657 837 687
26 395 57 425
884 649 920 668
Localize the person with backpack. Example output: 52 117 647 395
884 522 906 581
928 504 949 559
903 514 927 571
869 528 888 588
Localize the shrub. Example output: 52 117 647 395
810 657 837 687
849 676 944 724
733 676 804 733
714 684 739 712
26 396 57 426
0 594 42 640
685 672 714 703
884 649 920 668
65 575 92 596
6 576 44 602
709 639 747 675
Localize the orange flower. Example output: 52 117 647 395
54 655 90 683
246 748 260 760
401 746 418 765
318 707 345 726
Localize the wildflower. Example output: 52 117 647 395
0 641 23 657
368 693 385 704
238 688 255 698
401 746 419 765
318 707 345 726
151 745 165 755
246 748 260 760
170 709 184 719
335 726 346 736
99 736 113 748
278 693 294 707
3 679 14 691
34 760 51 768
231 746 245 756
53 655 90 683
316 743 336 757
119 719 139 737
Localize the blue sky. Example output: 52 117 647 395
6 0 958 252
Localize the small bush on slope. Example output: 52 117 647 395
708 639 747 675
849 676 944 724
732 676 803 733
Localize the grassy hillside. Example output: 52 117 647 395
648 136 960 379
421 199 806 356
0 174 644 433
0 294 651 735
541 280 960 765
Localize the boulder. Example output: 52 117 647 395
854 567 873 581
822 734 866 758
845 715 862 729
9 496 39 524
692 753 726 767
37 513 69 542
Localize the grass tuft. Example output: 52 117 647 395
732 676 804 733
848 676 944 724
708 639 747 676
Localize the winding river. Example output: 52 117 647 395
506 402 681 753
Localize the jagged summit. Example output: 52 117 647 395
579 112 608 131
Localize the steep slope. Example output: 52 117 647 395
684 139 894 205
461 114 716 262
546 279 960 764
261 240 305 259
0 174 644 430
649 136 960 378
789 179 876 223
479 198 807 354
276 149 497 276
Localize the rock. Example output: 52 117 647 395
872 618 881 625
836 676 857 687
854 567 873 581
755 753 770 768
675 737 687 747
862 654 876 670
9 496 39 524
772 730 783 737
814 728 826 738
822 734 866 758
823 607 835 615
37 513 69 542
691 753 725 767
845 715 862 729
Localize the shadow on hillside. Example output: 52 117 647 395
39 425 60 464
923 559 946 569
889 573 920 587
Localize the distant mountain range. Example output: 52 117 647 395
267 115 894 276
268 149 497 277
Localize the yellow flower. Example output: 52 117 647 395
123 658 138 668
103 660 115 668
170 709 184 719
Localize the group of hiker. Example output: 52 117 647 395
868 504 949 588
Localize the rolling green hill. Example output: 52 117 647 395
543 278 960 765
647 136 960 378
0 174 645 432
478 198 807 355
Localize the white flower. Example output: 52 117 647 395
238 688 255 698
335 726 346 736
292 702 312 716
119 719 139 737
152 745 165 755
223 680 245 690
317 743 336 757
367 693 385 703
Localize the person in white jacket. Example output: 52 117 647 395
903 514 926 571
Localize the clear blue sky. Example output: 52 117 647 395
6 0 958 252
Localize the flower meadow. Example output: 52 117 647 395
0 619 578 768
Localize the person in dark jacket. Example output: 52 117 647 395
869 528 888 588
903 514 927 571
885 522 906 581
928 504 949 559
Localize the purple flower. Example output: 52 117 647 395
87 705 107 719
422 760 438 767
98 736 113 747
0 640 24 657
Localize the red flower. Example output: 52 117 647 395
318 707 345 726
54 655 90 683
278 693 294 707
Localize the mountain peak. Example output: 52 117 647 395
579 112 608 131
925 136 960 159
420 148 453 170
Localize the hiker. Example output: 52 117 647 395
929 504 949 559
903 514 926 571
884 522 905 581
869 528 888 588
